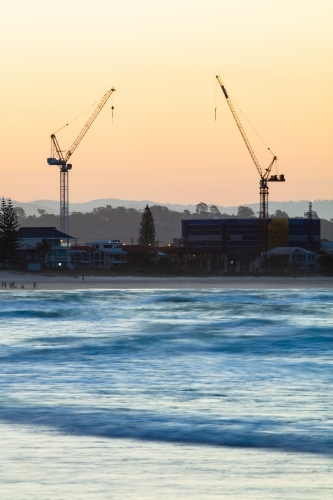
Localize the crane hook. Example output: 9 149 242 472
111 106 114 125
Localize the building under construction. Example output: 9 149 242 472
182 218 321 258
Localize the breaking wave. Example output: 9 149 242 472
1 288 332 457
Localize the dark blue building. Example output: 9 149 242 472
182 218 320 257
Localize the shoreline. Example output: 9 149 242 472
1 270 333 290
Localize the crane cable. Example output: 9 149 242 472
215 78 217 121
229 94 279 175
216 83 278 174
111 91 115 124
228 93 275 158
52 98 101 135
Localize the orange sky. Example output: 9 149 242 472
1 0 332 207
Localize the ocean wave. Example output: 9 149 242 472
1 322 332 365
0 309 65 319
0 402 331 456
2 289 333 324
1 288 332 464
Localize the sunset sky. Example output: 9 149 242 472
1 0 332 207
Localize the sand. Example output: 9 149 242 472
0 270 332 290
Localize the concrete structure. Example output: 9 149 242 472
17 227 74 269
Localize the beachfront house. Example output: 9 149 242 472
17 227 74 269
84 239 127 270
261 247 316 270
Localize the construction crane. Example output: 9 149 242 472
47 87 116 234
216 75 285 251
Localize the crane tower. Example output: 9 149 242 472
47 87 115 234
216 75 285 252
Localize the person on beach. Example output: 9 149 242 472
33 282 36 288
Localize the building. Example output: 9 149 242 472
182 218 321 256
288 218 320 249
262 247 316 269
16 243 43 271
69 246 94 269
84 240 127 269
117 244 167 267
17 227 74 269
165 246 225 272
180 218 321 273
321 239 333 250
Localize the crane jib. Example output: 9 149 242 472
216 73 286 249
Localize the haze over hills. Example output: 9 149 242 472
13 198 333 220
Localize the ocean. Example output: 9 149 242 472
0 288 332 499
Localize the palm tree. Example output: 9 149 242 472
36 238 52 264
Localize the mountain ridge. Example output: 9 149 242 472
12 197 333 220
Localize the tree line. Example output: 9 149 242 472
16 201 330 246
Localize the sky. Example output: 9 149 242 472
1 0 332 207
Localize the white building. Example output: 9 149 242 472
85 240 127 270
262 247 316 268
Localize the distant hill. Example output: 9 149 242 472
18 205 183 245
12 197 333 220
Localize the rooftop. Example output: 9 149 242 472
266 247 315 255
18 227 74 240
85 239 121 245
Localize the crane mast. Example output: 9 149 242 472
47 87 115 234
216 75 285 252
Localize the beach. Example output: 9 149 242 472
1 270 333 290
